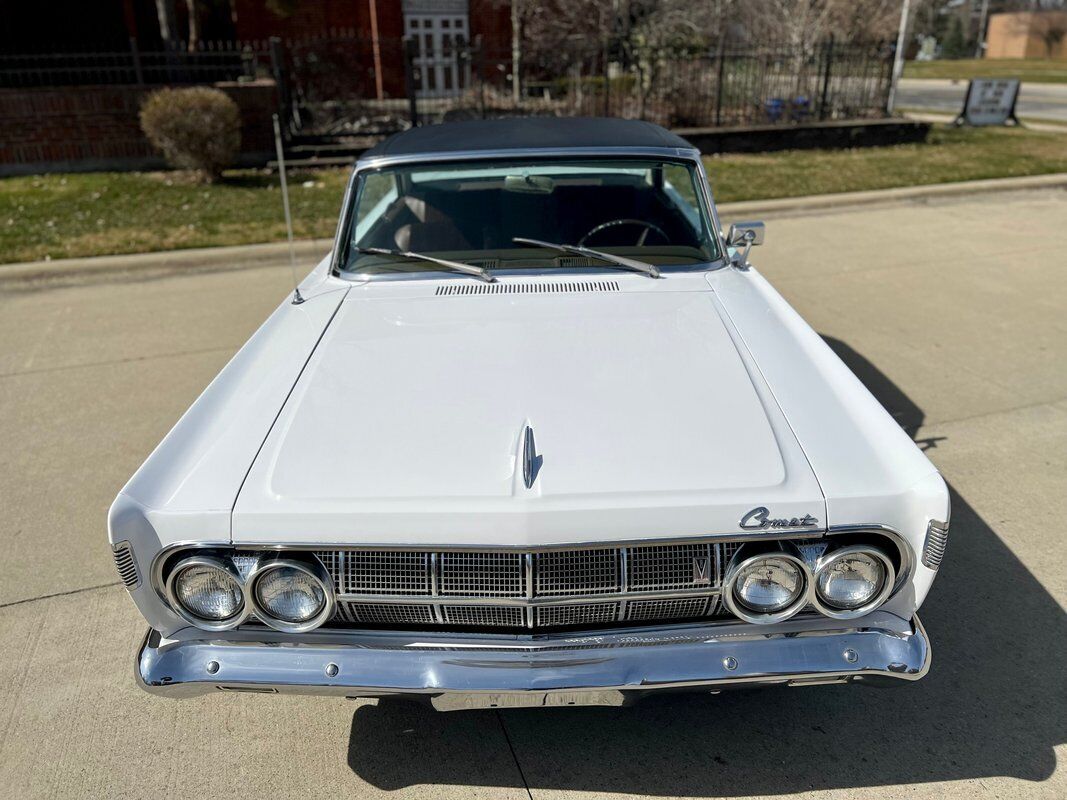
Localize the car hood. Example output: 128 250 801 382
232 277 825 546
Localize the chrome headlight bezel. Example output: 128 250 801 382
246 557 335 633
722 549 811 624
811 545 895 620
164 555 249 631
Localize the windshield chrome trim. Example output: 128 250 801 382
356 145 702 169
332 146 724 280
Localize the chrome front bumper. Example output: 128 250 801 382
136 613 930 709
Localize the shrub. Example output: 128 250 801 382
139 87 241 182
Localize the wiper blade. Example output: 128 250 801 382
354 246 495 283
512 237 661 279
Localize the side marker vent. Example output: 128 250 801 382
921 520 949 570
436 280 619 296
113 542 140 589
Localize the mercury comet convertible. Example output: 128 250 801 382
110 117 950 709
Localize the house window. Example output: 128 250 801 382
403 0 470 97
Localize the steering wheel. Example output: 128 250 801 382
578 218 669 247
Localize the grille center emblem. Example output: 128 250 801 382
522 425 543 489
692 557 711 585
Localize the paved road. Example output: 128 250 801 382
1 190 1065 799
897 77 1067 121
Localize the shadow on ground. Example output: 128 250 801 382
346 336 1066 796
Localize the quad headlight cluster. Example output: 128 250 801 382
723 542 896 624
164 553 334 633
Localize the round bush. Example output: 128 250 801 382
140 87 241 182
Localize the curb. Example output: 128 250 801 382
0 238 335 291
716 172 1067 218
3 172 1066 288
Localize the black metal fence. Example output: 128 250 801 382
0 34 894 136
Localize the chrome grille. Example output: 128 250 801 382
344 550 430 596
628 543 716 591
626 597 711 621
313 551 343 593
537 603 620 628
338 602 435 625
536 548 619 596
441 605 525 627
296 537 824 633
112 542 140 589
438 551 525 597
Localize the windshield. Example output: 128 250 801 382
341 158 720 276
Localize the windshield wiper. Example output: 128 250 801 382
512 237 661 279
353 246 495 283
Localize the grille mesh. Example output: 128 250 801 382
338 602 435 625
112 543 139 589
438 552 525 597
536 548 619 596
345 550 430 596
441 605 526 627
626 597 710 621
628 543 716 591
536 603 620 628
313 551 343 593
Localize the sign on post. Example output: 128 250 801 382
955 79 1021 127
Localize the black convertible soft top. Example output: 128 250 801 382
360 117 694 160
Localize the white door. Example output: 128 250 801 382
406 13 469 97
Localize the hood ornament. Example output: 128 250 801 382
740 506 819 531
522 425 543 489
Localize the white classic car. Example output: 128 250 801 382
110 117 950 709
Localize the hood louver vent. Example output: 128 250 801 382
112 542 140 589
436 280 620 296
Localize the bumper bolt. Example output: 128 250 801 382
844 648 859 664
206 660 220 675
723 656 738 671
325 662 339 678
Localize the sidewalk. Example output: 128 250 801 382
3 172 1066 289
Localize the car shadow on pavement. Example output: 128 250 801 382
346 337 1067 796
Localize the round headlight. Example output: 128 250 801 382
813 547 895 618
734 556 804 611
250 560 333 632
723 551 809 624
166 557 246 630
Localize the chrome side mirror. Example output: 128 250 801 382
726 221 765 269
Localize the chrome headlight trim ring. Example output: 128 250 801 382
163 555 249 632
721 549 811 625
245 557 336 634
811 545 896 620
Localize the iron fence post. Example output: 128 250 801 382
129 37 144 85
474 34 486 119
819 34 834 121
268 37 293 132
404 36 420 127
714 34 726 127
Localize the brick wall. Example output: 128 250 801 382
0 80 279 176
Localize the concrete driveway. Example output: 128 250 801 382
897 77 1067 121
1 189 1065 799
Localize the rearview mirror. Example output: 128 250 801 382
725 221 765 270
726 221 765 247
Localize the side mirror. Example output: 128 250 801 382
725 220 765 269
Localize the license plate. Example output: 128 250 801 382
431 689 626 711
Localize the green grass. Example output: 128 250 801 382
903 58 1067 84
2 125 1066 264
705 125 1067 202
0 169 349 265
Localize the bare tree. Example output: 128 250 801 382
185 0 200 51
155 0 178 46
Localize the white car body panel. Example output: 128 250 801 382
232 274 824 545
